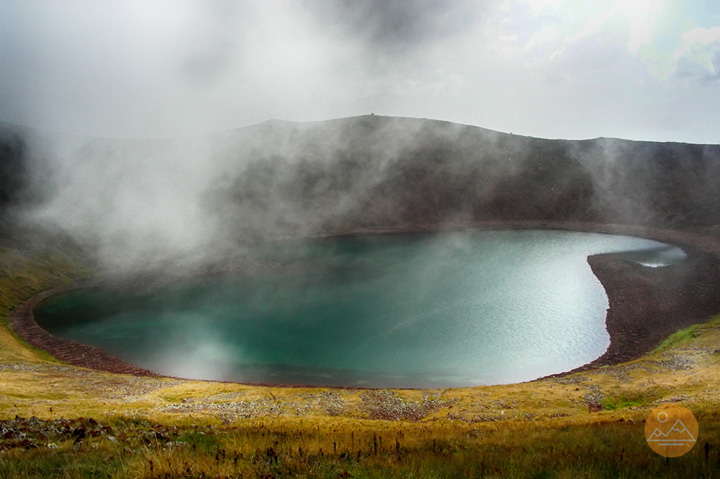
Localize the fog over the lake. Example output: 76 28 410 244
1 0 719 143
17 117 482 270
2 1 720 272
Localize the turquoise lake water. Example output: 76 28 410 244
34 230 685 387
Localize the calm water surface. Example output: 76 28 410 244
34 231 685 387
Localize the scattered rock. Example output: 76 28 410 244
165 441 188 448
582 385 606 412
655 395 691 404
660 354 695 370
0 416 111 452
360 390 454 421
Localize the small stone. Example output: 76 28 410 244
165 441 188 448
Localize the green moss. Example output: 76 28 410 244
651 321 708 354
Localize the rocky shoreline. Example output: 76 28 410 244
576 247 720 370
8 283 157 377
7 222 720 385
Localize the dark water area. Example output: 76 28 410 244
34 231 685 388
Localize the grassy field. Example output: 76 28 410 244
0 242 719 478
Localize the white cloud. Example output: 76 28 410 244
673 26 720 75
617 0 666 52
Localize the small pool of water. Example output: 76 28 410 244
34 230 685 387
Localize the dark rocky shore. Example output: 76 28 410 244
580 248 720 369
8 222 720 384
8 284 157 377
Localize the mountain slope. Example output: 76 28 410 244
206 116 720 240
1 115 719 259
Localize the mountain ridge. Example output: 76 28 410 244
3 115 716 146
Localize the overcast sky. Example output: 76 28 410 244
1 0 719 143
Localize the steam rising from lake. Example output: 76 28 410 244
15 115 714 276
34 230 686 387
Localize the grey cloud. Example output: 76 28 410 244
180 41 235 85
0 1 718 143
176 1 251 85
672 39 720 84
702 44 720 83
0 1 264 137
306 0 484 57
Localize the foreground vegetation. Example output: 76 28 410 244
2 410 719 479
1 242 719 477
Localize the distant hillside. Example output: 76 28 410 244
205 116 720 240
1 115 719 251
0 124 28 233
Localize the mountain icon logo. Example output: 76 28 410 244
645 405 698 457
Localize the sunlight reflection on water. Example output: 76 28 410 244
35 230 685 387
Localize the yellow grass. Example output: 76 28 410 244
0 241 719 477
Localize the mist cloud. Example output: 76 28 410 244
1 1 718 142
306 0 485 57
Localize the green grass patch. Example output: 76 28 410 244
600 388 662 410
0 448 124 479
601 397 643 410
177 430 223 452
651 323 705 354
